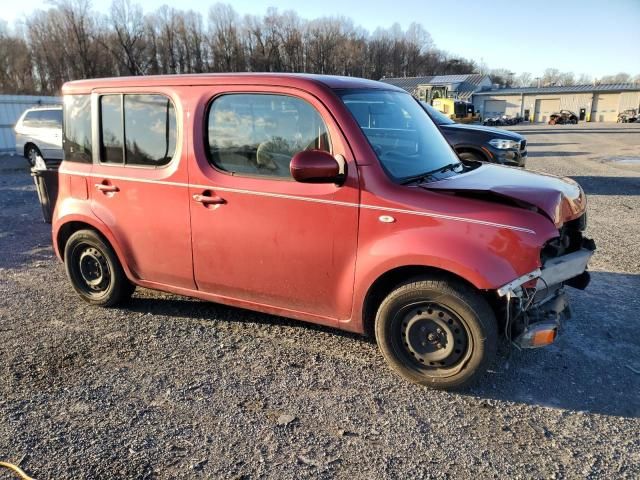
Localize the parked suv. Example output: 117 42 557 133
422 103 527 167
45 74 594 389
14 106 63 166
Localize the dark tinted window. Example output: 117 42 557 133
63 95 92 163
207 94 330 178
124 95 176 166
40 109 62 128
100 95 124 164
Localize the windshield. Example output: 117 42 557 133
421 102 456 125
338 90 460 181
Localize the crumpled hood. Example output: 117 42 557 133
422 164 586 226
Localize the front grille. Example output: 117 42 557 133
520 139 527 151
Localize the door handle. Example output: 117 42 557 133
95 183 119 193
193 192 226 205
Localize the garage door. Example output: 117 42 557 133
534 98 560 123
483 100 506 118
591 94 619 122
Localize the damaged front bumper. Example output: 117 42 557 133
497 240 596 349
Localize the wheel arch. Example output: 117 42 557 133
23 142 40 157
55 218 137 282
454 145 491 162
361 265 488 339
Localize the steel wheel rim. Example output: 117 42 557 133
395 302 471 371
72 244 111 295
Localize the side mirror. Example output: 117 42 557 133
290 150 344 184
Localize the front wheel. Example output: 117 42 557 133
375 277 497 390
64 229 135 306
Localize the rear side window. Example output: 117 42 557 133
63 96 92 163
124 95 176 166
206 94 330 179
99 93 177 167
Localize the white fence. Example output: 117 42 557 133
0 95 62 154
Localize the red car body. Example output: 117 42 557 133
52 73 592 350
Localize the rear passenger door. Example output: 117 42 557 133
188 88 360 322
89 90 195 289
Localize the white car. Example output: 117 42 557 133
14 106 63 166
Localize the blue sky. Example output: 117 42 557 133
4 0 639 78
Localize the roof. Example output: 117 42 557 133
62 73 406 94
380 73 488 92
473 83 640 96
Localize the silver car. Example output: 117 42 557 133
14 106 63 166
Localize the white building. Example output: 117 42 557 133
472 84 640 123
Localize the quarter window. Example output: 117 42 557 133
100 95 124 164
63 96 92 163
207 94 330 179
99 94 177 167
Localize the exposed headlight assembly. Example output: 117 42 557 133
489 138 520 150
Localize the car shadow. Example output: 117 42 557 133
571 176 640 195
526 142 579 147
467 271 640 418
122 294 372 344
122 271 639 418
528 151 591 157
514 128 640 135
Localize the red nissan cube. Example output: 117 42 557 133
50 74 594 389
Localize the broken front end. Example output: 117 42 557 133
497 214 596 348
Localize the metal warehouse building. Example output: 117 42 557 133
472 84 640 123
381 74 493 103
0 95 61 154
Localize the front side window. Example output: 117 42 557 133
338 89 460 181
99 93 177 166
63 96 92 163
40 109 62 128
207 94 330 179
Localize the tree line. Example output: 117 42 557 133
0 0 637 95
0 0 478 95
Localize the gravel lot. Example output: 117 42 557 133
1 122 639 479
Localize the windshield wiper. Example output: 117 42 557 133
400 162 462 185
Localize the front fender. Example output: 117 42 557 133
349 217 550 331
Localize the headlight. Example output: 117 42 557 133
489 138 520 150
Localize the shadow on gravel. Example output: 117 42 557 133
529 151 590 157
469 271 640 418
526 142 579 147
571 176 640 195
122 296 373 343
513 128 640 135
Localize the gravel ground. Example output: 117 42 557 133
1 123 639 479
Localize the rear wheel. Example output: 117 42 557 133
64 229 135 306
375 276 497 390
25 144 41 167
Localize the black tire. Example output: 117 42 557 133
25 144 41 167
64 229 135 306
458 151 484 163
374 276 497 390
